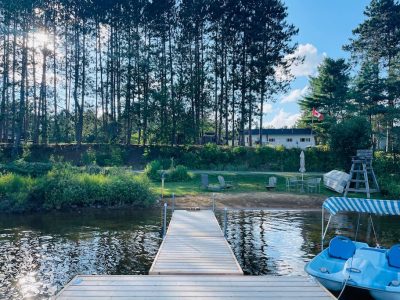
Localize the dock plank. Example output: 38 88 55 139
55 275 335 299
149 210 243 275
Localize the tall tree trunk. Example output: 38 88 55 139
73 23 81 144
53 13 59 143
240 40 246 146
1 18 9 142
259 78 265 145
32 35 39 144
13 23 28 154
11 19 17 143
169 25 176 145
40 50 48 144
125 31 133 145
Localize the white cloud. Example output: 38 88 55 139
265 109 301 128
263 103 273 114
289 43 326 77
280 85 309 103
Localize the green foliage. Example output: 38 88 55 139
0 174 35 212
298 57 351 143
329 117 372 166
168 165 191 182
0 164 155 213
144 160 163 181
108 147 124 166
0 160 53 177
95 145 125 166
379 174 400 199
82 147 97 165
144 159 191 182
84 164 105 175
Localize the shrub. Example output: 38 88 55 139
0 174 35 212
82 147 97 165
144 160 163 181
0 160 53 177
167 165 191 182
34 166 155 210
378 174 400 199
106 147 124 166
0 164 155 212
144 159 191 182
85 164 105 175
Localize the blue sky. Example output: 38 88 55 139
264 0 370 128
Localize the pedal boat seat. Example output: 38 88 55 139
328 236 356 260
387 244 400 269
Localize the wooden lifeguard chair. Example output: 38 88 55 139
344 149 380 198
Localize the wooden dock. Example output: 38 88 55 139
55 209 335 299
149 210 243 275
55 275 334 299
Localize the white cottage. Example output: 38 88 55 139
242 128 315 149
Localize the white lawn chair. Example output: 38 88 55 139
218 176 233 189
201 174 220 191
307 178 321 193
266 176 277 190
286 176 299 192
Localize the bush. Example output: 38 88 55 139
144 160 163 181
0 174 36 212
82 147 97 165
0 160 53 177
168 165 191 182
378 174 400 199
0 164 155 212
144 160 191 182
35 166 155 210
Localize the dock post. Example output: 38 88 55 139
212 193 215 212
163 202 167 238
172 193 175 212
223 207 227 238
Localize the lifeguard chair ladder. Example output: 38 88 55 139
344 149 380 198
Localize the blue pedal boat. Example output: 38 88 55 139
305 197 400 300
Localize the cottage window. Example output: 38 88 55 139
287 138 293 142
268 138 275 142
300 138 311 142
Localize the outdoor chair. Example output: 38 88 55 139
266 176 277 190
306 178 321 193
200 173 220 191
218 175 233 189
286 176 299 192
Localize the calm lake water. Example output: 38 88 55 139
1 208 400 299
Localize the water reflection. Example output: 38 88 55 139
219 210 400 276
0 209 162 299
1 209 400 299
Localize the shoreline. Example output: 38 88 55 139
165 192 326 210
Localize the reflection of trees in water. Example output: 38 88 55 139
0 210 161 300
298 211 323 259
3 209 400 300
226 211 278 275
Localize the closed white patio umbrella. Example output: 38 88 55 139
299 150 306 181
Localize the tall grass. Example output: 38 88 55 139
0 165 155 213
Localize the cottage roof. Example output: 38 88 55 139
243 128 312 135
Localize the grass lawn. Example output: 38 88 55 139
150 172 339 198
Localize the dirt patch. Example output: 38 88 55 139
167 192 325 210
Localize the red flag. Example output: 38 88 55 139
312 107 324 121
